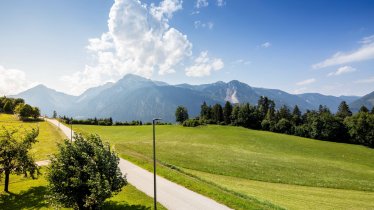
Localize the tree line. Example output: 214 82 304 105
175 97 374 148
58 115 171 126
0 97 40 120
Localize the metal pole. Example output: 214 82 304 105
153 119 157 210
152 118 161 210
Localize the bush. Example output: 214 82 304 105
47 134 126 209
183 119 204 127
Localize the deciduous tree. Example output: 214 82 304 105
175 106 189 123
0 127 39 192
47 134 126 209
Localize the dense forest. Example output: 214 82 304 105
177 97 374 148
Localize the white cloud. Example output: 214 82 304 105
292 87 307 94
327 65 356 77
359 35 374 45
194 20 214 29
62 0 194 94
261 42 271 48
0 66 34 95
185 51 224 77
217 0 226 7
313 35 374 69
196 0 208 8
296 78 316 86
232 59 251 65
150 0 182 22
354 76 374 84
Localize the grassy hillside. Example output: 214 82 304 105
0 114 166 209
74 124 374 209
0 114 66 160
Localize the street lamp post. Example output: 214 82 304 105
152 118 161 210
70 121 73 142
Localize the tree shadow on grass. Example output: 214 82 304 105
102 201 151 210
0 186 49 210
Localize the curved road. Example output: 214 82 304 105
42 118 232 210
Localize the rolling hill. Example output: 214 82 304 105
74 124 374 210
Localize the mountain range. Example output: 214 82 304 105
14 74 372 122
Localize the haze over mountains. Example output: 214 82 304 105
14 74 372 122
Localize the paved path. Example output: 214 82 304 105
44 118 231 210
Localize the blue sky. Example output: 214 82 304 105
0 0 373 96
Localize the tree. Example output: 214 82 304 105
344 112 374 147
371 106 374 114
318 105 331 114
211 104 224 124
307 111 347 142
257 96 275 120
13 98 25 107
261 108 276 131
19 104 34 119
276 105 291 121
0 127 39 192
14 103 25 114
275 118 292 134
336 101 352 119
47 134 126 209
32 107 40 119
291 105 302 126
237 103 260 129
200 102 211 120
3 100 13 113
175 106 189 123
230 104 240 125
53 110 57 118
359 105 369 113
223 101 233 125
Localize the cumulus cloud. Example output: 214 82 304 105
296 78 316 86
196 0 208 8
327 65 356 77
0 66 34 95
354 76 374 84
62 0 195 94
185 51 224 77
261 42 271 48
194 20 214 29
150 0 183 22
313 35 374 69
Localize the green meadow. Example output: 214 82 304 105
0 114 65 161
0 114 165 210
0 168 165 210
73 124 374 210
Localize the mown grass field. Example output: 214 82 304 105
0 114 166 210
74 124 374 210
